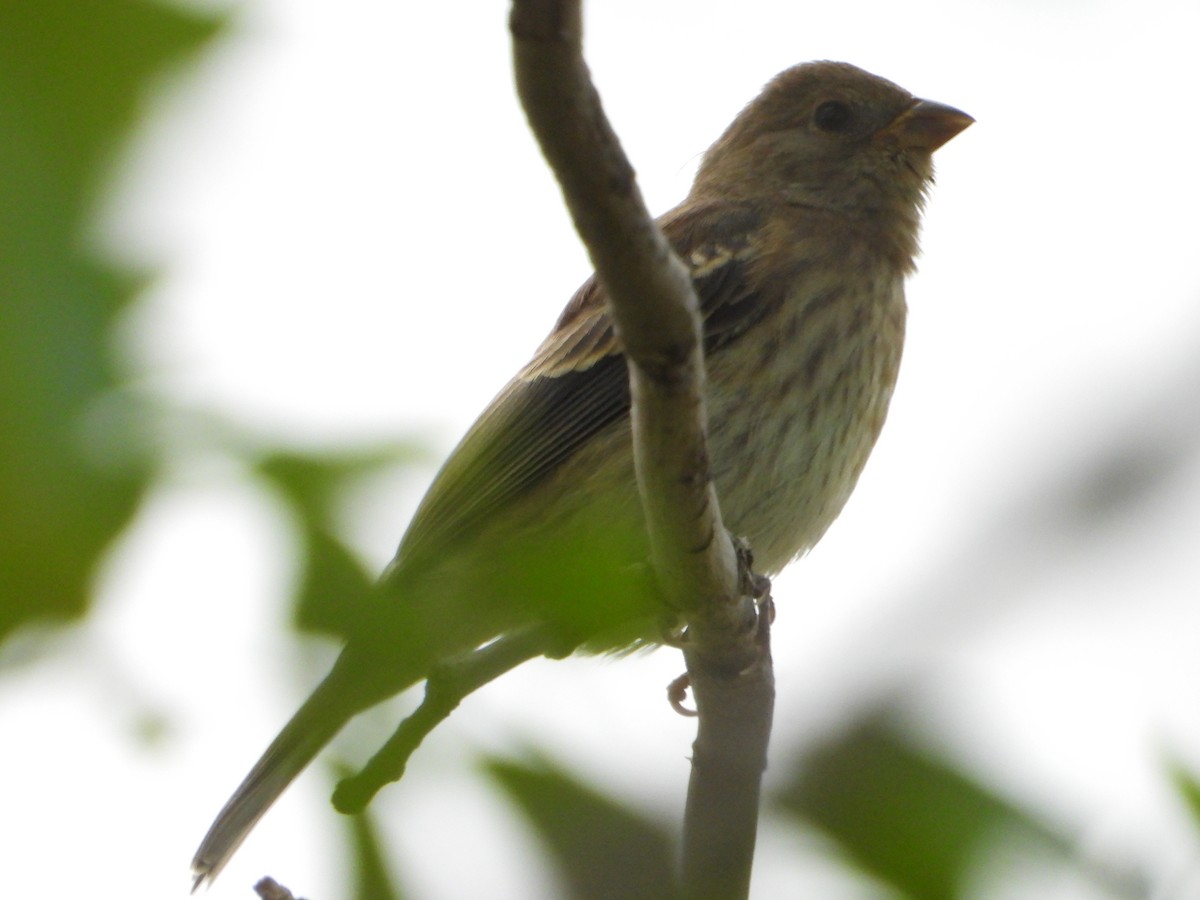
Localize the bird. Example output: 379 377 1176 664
191 60 972 885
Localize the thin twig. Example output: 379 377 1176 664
254 876 300 900
509 4 775 898
509 0 739 615
333 625 570 814
680 591 775 900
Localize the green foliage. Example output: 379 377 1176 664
1167 756 1200 840
777 714 1050 898
328 764 410 900
485 753 679 900
255 445 423 637
773 711 1144 899
0 0 221 641
1 5 1193 898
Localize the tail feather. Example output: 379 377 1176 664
192 599 488 887
191 676 352 890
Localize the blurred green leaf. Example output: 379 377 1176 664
257 444 425 526
332 763 409 900
0 0 222 643
293 524 376 638
255 444 424 637
773 713 1074 900
485 754 678 900
1166 757 1200 840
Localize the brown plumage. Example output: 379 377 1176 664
192 61 971 885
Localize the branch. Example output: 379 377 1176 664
508 2 741 621
333 625 569 813
254 877 300 900
680 589 774 900
510 4 774 898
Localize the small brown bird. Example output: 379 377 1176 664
192 60 971 884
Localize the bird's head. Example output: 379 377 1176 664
693 61 973 216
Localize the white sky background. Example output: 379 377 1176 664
3 0 1200 897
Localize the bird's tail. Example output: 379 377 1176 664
190 674 354 890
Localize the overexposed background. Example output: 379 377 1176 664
4 1 1200 897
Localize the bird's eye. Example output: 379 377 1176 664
813 100 853 132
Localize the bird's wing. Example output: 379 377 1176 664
390 200 772 574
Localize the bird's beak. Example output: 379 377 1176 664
881 98 974 151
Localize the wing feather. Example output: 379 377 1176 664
392 200 770 572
